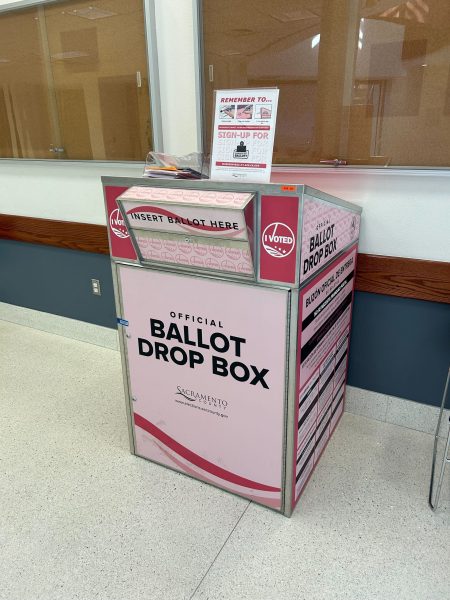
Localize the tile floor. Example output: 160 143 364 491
0 320 448 600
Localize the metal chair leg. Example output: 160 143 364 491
429 367 450 512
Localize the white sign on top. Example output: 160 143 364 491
209 88 279 184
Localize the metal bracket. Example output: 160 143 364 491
429 366 450 511
319 158 347 167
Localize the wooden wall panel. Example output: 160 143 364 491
0 214 449 304
0 214 109 255
355 254 450 304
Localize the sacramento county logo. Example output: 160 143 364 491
262 222 295 258
109 208 129 239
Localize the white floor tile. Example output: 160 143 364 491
0 321 248 600
1 320 449 600
192 415 450 600
0 301 118 349
345 385 388 422
386 393 450 438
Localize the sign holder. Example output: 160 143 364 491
102 177 362 516
428 366 450 511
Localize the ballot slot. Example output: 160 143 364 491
116 186 256 277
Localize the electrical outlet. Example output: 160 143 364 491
91 278 101 295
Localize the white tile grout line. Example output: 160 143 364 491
189 502 251 600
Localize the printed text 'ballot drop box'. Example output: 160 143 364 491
103 177 362 516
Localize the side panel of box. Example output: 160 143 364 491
292 244 358 509
300 193 360 284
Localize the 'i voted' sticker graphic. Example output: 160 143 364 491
262 222 295 258
109 208 129 239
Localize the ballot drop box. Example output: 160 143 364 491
103 177 362 516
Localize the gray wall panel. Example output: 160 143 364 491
0 240 116 328
348 291 450 407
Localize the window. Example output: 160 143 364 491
0 0 152 160
202 0 450 167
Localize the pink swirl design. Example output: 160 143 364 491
134 413 280 493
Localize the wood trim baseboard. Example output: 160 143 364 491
1 214 449 304
0 214 108 255
355 254 449 304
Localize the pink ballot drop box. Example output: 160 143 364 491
103 177 362 516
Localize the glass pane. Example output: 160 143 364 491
44 0 152 160
0 7 57 159
0 0 152 161
202 0 450 167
